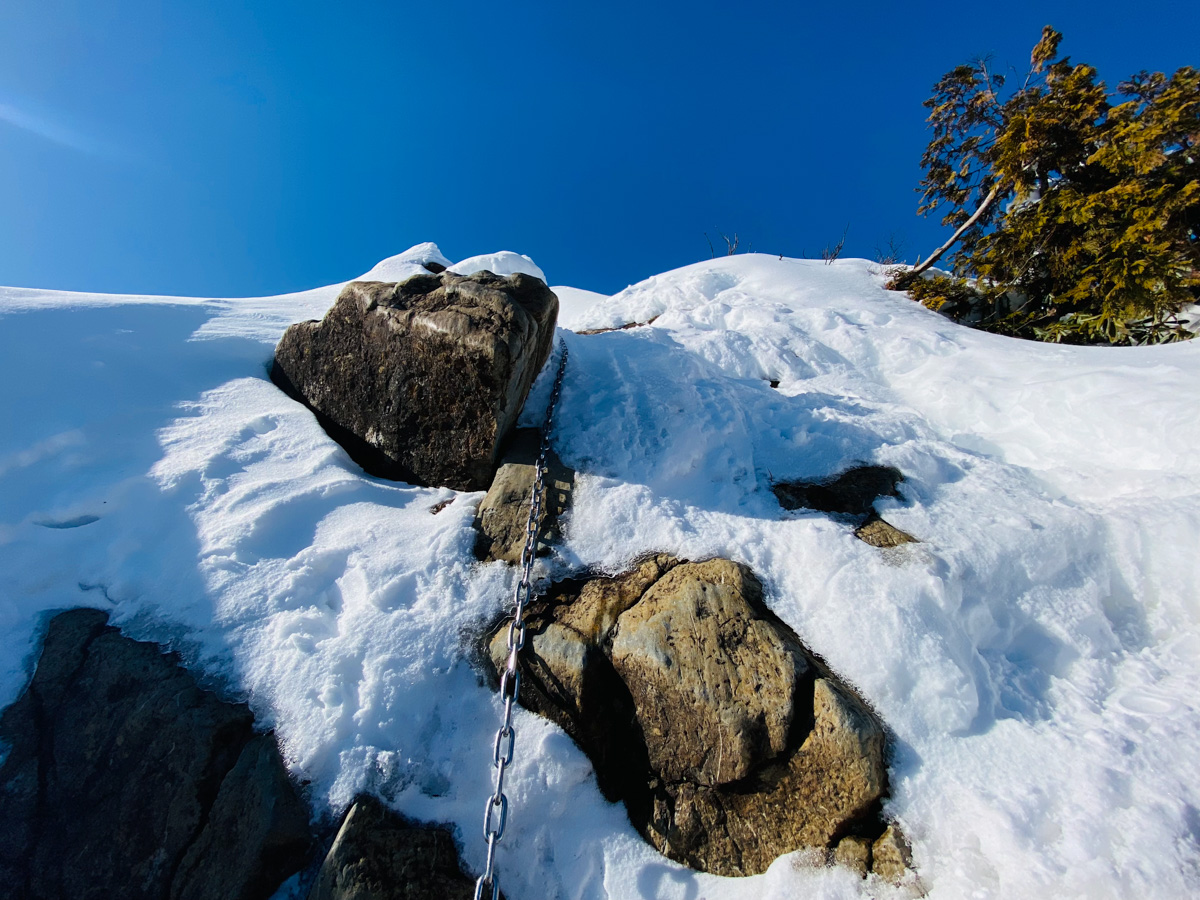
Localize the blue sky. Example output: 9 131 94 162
1 1 1196 297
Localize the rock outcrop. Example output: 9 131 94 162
486 556 904 878
871 825 915 884
473 428 574 564
0 608 312 900
308 795 480 900
855 515 918 549
610 560 807 787
774 465 918 548
773 465 903 517
271 270 559 491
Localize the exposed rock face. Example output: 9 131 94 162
773 465 903 517
610 560 807 786
271 271 559 491
855 515 919 549
0 608 312 900
872 825 915 884
473 428 574 564
774 466 918 549
308 795 479 900
833 835 873 877
486 556 896 877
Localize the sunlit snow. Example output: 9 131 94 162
2 246 1198 899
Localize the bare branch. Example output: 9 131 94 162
874 233 905 265
910 184 1002 277
822 224 849 265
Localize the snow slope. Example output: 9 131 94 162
2 246 1198 899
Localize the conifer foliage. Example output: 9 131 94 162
894 27 1199 344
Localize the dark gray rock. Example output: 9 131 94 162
172 734 314 900
271 271 559 491
773 465 903 518
0 608 311 900
307 795 479 900
485 557 892 877
774 466 917 549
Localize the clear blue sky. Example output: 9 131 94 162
1 1 1196 298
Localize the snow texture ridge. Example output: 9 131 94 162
2 245 1199 899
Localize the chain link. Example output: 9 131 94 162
474 341 568 900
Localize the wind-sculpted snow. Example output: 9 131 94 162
2 246 1199 899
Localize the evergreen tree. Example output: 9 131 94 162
895 27 1199 344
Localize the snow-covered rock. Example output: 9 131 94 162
448 250 546 282
357 242 453 283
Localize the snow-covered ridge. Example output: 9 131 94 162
2 245 1198 899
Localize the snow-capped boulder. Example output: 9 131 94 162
356 242 453 282
271 270 558 491
0 609 311 900
308 794 478 900
486 556 896 878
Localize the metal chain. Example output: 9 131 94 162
474 341 569 900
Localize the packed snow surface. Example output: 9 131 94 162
2 247 1199 899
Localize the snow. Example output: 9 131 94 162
2 245 1199 899
357 242 453 284
551 285 610 330
449 250 546 282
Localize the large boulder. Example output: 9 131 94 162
0 608 312 900
486 557 900 878
307 795 480 900
271 270 559 491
